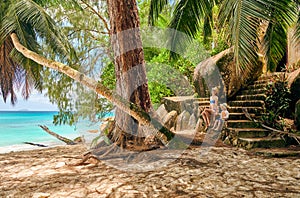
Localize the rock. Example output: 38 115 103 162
295 100 300 130
156 104 168 121
162 110 177 129
289 69 300 112
195 118 204 133
187 114 197 130
193 48 262 99
161 96 198 115
175 110 191 131
223 137 231 145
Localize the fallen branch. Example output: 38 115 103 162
23 142 48 147
242 108 300 144
39 125 76 145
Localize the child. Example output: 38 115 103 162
212 103 229 131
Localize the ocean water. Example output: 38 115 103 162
0 111 102 153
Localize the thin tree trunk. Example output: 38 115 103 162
10 33 175 141
107 0 152 147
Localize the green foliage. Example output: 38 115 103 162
0 0 76 104
262 78 292 130
41 1 111 125
148 82 174 107
100 62 116 90
149 0 298 76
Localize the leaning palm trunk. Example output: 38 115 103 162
10 33 175 142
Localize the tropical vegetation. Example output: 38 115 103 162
0 0 299 148
149 0 300 75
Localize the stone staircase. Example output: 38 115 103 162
159 73 289 149
226 73 287 149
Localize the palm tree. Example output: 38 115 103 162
0 0 74 105
1 0 175 145
149 0 299 75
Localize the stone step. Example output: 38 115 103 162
228 113 255 120
194 101 210 106
258 72 285 81
227 120 259 128
247 83 269 90
253 79 270 85
254 148 300 157
235 94 266 101
228 106 265 114
236 137 287 149
195 98 210 101
242 88 266 95
228 100 265 108
228 128 270 138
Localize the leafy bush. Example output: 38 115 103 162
262 77 292 130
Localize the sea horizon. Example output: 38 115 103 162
0 111 101 153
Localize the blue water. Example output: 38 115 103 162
0 111 101 148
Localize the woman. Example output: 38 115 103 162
201 87 219 130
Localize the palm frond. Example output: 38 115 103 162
15 0 72 58
168 0 214 58
149 0 169 25
219 0 297 75
263 19 288 72
262 0 297 71
0 37 21 104
0 0 76 104
203 14 213 44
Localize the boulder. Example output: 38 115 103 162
162 110 178 130
161 96 197 115
156 104 168 121
193 48 262 99
175 110 191 131
289 68 300 112
195 118 204 133
187 114 197 130
295 100 300 130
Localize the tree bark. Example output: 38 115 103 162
107 0 152 146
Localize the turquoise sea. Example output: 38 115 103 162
0 111 101 153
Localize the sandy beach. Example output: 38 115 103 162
0 143 300 198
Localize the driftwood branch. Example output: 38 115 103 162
23 142 48 147
243 108 300 144
39 125 76 145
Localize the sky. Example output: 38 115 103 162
0 91 58 111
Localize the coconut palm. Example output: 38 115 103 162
149 0 299 74
0 0 74 104
2 0 176 143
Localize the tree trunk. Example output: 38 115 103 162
10 33 175 142
107 0 152 147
